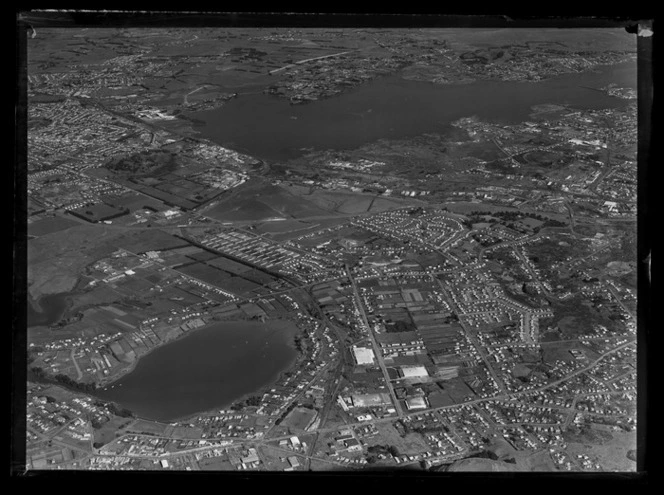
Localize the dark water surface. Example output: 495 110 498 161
27 293 69 328
95 320 299 422
189 60 636 162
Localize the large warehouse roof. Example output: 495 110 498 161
401 365 429 378
352 346 376 365
405 397 428 410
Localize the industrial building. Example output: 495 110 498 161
352 346 376 365
405 396 429 411
400 365 429 379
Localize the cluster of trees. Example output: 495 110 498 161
471 233 501 248
90 418 106 430
229 395 263 411
293 335 305 352
466 210 567 229
274 401 299 426
366 444 400 458
543 218 566 228
92 399 133 418
385 320 417 333
105 150 177 176
50 372 97 393
468 449 499 460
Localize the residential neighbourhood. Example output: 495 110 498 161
22 23 642 473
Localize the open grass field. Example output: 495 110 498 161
177 262 233 286
258 445 296 471
28 224 124 298
541 338 601 364
526 234 593 268
372 423 430 455
100 191 166 212
282 407 317 431
197 454 236 471
115 229 190 254
304 189 379 214
124 418 170 436
68 285 125 313
445 202 519 215
336 196 373 214
240 269 277 285
253 219 314 234
214 276 262 295
206 256 253 274
94 416 133 446
205 182 332 221
28 215 81 237
29 324 80 344
207 198 283 221
40 384 79 402
565 429 636 472
168 425 204 439
369 197 409 212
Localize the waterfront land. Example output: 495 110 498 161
24 25 638 473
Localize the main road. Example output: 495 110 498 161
345 264 404 418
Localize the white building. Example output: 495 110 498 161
405 397 428 411
352 346 376 365
401 365 429 379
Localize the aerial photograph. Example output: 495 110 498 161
19 15 644 474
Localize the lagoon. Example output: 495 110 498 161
95 320 299 422
27 292 69 328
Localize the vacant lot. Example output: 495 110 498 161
28 224 126 298
566 429 636 472
177 262 232 286
371 423 430 455
282 407 317 431
197 454 235 471
94 416 133 446
259 445 295 471
336 196 373 214
168 425 204 439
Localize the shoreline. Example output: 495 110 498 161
28 294 43 313
27 291 72 328
170 340 301 425
96 315 290 388
91 317 305 423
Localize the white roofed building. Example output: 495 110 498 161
352 346 376 365
400 365 429 379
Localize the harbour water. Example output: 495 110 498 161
188 60 636 163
